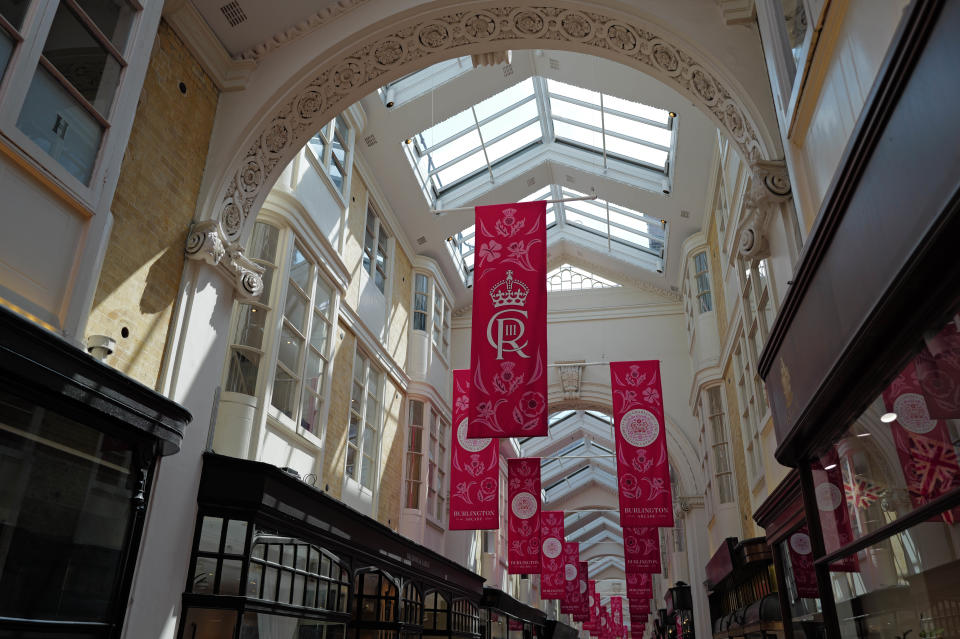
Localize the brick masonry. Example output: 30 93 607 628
85 20 218 389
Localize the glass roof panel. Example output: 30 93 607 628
485 121 542 163
605 136 668 168
549 98 602 128
434 150 486 188
547 79 600 105
427 130 482 168
474 78 535 120
603 93 670 124
419 109 474 149
604 113 672 148
480 100 539 141
553 120 604 149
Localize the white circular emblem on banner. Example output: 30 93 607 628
589 595 595 606
457 419 492 451
815 482 843 512
565 564 578 581
619 408 660 447
511 492 538 519
580 580 587 594
893 393 937 434
790 532 812 555
543 537 563 558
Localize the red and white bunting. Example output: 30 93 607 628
469 201 548 438
623 526 661 573
610 361 674 527
540 511 566 598
584 580 599 632
507 457 541 573
449 370 500 529
612 597 624 638
560 542 580 614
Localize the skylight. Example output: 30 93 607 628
547 264 619 292
447 184 666 285
379 56 473 108
405 76 674 205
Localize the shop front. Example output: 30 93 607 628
758 3 960 639
177 453 484 639
704 538 782 639
479 588 546 639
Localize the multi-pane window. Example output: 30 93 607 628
426 409 448 521
246 535 349 612
400 581 423 626
363 206 389 293
423 592 450 631
223 221 335 436
704 387 734 504
413 274 428 331
354 570 398 623
405 400 424 509
452 599 481 636
16 0 136 184
0 1 29 84
432 289 450 359
191 516 249 596
740 257 777 354
693 252 712 313
307 116 352 196
546 263 619 292
733 340 764 482
347 350 383 490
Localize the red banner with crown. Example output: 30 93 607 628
449 370 500 530
560 542 580 613
610 361 674 527
508 457 541 573
469 201 548 438
540 511 566 598
883 360 960 524
624 526 661 574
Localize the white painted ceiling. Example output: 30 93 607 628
356 49 718 308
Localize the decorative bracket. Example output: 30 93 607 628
185 220 264 301
556 360 585 400
737 160 792 260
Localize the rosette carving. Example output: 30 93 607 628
184 221 265 301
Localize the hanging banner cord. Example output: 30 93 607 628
433 189 598 216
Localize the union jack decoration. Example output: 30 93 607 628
843 476 883 509
906 432 960 523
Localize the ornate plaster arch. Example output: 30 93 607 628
186 3 782 297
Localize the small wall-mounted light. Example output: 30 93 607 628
404 138 412 145
87 335 116 361
668 111 677 118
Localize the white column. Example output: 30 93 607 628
121 261 235 639
682 501 712 639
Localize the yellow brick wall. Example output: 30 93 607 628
723 361 757 538
388 248 412 369
343 179 365 311
323 324 355 498
377 377 404 528
86 20 218 389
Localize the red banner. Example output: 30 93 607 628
540 511 565 598
626 573 652 599
610 361 673 527
612 597 623 637
449 370 500 529
916 314 960 418
560 542 580 613
629 597 651 616
508 458 541 573
786 526 818 599
624 526 661 573
811 450 858 571
469 201 548 438
584 580 599 631
883 360 960 523
573 561 590 621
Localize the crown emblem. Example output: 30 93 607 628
489 270 529 307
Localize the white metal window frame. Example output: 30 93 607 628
426 407 449 526
431 285 450 362
412 273 428 332
404 398 424 510
447 183 666 284
0 0 143 205
756 0 817 125
379 56 472 108
363 204 390 293
345 347 384 491
405 75 676 206
546 263 619 292
732 333 764 486
692 251 713 314
220 218 339 451
703 385 735 505
305 115 355 204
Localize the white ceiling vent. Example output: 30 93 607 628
364 134 378 147
549 58 560 70
416 236 427 245
220 1 247 27
502 64 514 77
680 209 690 218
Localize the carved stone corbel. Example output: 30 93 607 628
736 160 792 260
185 220 264 300
556 360 585 400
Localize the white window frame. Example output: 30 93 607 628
703 386 735 505
0 0 142 205
431 283 450 361
412 273 428 332
363 204 390 294
306 115 354 203
404 398 424 509
692 251 712 314
733 336 764 485
220 219 338 447
426 407 448 525
346 347 383 491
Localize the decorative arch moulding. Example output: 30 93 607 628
194 3 783 299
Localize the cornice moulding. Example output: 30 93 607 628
162 2 257 92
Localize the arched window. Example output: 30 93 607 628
423 591 450 632
247 535 350 613
451 599 481 636
354 569 399 625
400 581 422 626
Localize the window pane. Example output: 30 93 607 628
181 608 238 639
345 446 357 478
198 516 223 552
249 223 279 263
290 247 311 292
43 3 122 116
605 135 668 167
17 66 104 183
225 348 259 395
603 93 670 124
484 121 542 164
550 98 602 128
309 313 328 353
301 391 321 434
76 0 134 50
0 30 12 84
553 119 602 150
284 290 308 335
232 303 266 349
474 78 535 120
0 0 29 30
304 350 325 393
220 559 242 595
363 425 376 459
192 557 217 594
277 325 303 372
360 456 373 488
604 112 671 147
479 99 538 141
224 520 247 554
272 366 297 419
247 562 262 597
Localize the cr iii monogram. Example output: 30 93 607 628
487 270 531 360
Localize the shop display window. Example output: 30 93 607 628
775 530 824 639
354 569 399 639
423 591 450 631
451 599 481 636
400 581 422 626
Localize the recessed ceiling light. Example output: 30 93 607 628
857 433 871 437
824 463 837 470
881 412 897 423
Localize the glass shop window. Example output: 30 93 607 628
451 599 481 636
354 569 399 636
0 389 139 626
775 527 824 639
16 0 137 184
423 591 450 632
400 581 423 626
247 535 350 612
180 608 347 639
190 516 249 596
